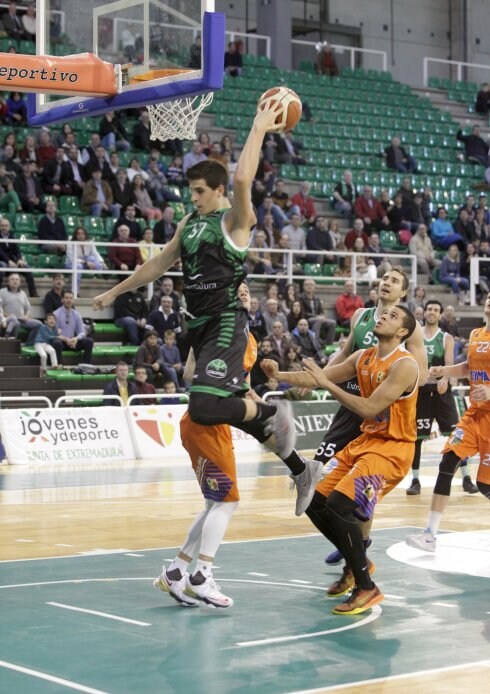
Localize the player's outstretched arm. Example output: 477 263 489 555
406 321 428 386
226 102 282 248
304 357 418 419
92 220 186 310
431 361 469 380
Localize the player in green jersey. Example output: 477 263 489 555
93 103 323 515
406 299 478 495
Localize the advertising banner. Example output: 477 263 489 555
0 407 135 465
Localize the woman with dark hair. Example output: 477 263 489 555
431 207 465 249
286 299 305 332
197 131 211 157
2 131 18 158
132 173 163 221
65 226 106 293
6 93 27 126
55 123 75 148
280 282 298 315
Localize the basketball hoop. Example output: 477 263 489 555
147 92 214 142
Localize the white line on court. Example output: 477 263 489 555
15 539 34 543
225 606 382 648
124 553 144 557
55 544 74 547
46 601 151 626
432 601 458 608
284 658 490 693
248 572 269 577
0 659 109 694
289 579 312 584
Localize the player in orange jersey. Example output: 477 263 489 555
406 293 490 553
263 305 419 615
154 283 257 609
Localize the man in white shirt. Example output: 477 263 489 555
182 141 207 174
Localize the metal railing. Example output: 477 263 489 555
291 39 388 73
423 56 490 88
0 395 52 408
54 394 123 407
1 238 418 301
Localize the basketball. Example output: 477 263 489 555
257 86 302 132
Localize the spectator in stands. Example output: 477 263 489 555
475 83 490 115
439 304 463 355
43 273 65 313
299 277 336 345
0 163 21 215
282 344 303 373
281 130 307 169
138 227 158 264
146 158 180 206
2 143 21 178
353 185 390 233
187 34 201 69
344 217 369 250
248 296 267 342
256 194 287 230
52 291 94 362
282 212 306 263
290 181 317 224
477 240 490 290
38 199 67 254
152 205 176 245
384 135 418 173
161 329 184 387
34 313 59 375
286 299 306 333
42 147 72 197
272 232 302 274
367 232 392 276
131 174 163 221
134 330 169 384
473 207 490 246
306 215 334 264
99 111 130 153
86 145 112 180
280 282 298 315
65 226 105 293
81 169 117 217
103 361 137 406
220 134 235 160
132 366 157 405
54 124 74 150
0 218 37 296
457 125 489 166
453 208 476 246
439 243 470 304
146 294 181 340
332 169 357 217
250 337 279 395
344 237 377 282
461 242 489 300
407 286 426 315
18 135 40 169
111 168 134 219
197 132 211 156
183 140 207 174
166 154 185 188
292 317 327 366
2 3 26 40
150 276 181 312
36 129 56 170
113 289 147 346
0 273 40 342
247 229 274 275
126 157 149 184
385 192 410 233
108 224 142 275
6 92 27 126
66 146 88 198
262 298 288 334
224 41 243 77
431 206 465 250
315 41 338 76
403 190 431 230
21 3 36 42
131 110 152 152
260 212 281 247
14 160 43 212
80 133 101 169
271 178 292 215
396 177 415 208
1 132 18 159
111 204 142 241
475 193 490 222
460 194 476 222
335 280 364 328
364 285 379 309
327 219 340 249
408 223 440 276
267 320 291 362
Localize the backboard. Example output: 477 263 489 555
28 0 224 126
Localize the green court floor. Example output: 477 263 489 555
1 529 489 693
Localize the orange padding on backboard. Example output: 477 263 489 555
130 68 194 83
0 52 117 96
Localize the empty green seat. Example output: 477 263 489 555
59 196 82 214
14 213 36 233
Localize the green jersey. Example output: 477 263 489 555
352 307 379 351
343 307 379 394
423 327 447 389
180 210 248 324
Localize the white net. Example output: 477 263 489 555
147 92 214 142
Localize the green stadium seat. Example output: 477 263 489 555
14 213 36 233
59 196 82 214
83 216 106 234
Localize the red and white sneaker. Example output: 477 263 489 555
153 569 200 607
185 572 234 608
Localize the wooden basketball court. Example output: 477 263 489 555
1 451 488 693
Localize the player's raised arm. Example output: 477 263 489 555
92 218 187 310
225 102 282 248
263 351 359 389
406 321 429 385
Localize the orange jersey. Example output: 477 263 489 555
244 332 258 375
467 326 490 411
357 345 418 442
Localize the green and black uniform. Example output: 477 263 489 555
315 307 379 464
415 328 458 439
180 209 249 397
